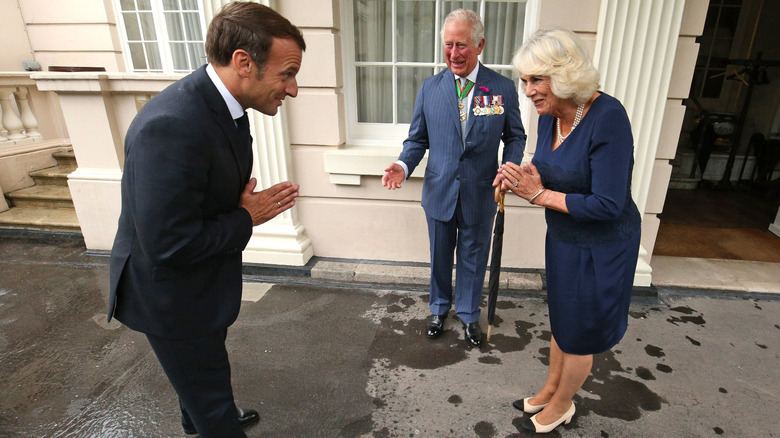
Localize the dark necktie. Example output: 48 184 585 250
235 112 253 176
236 112 251 148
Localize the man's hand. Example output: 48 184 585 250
239 178 299 226
382 163 406 190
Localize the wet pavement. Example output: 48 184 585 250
1 232 779 437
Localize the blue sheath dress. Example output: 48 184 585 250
532 93 641 355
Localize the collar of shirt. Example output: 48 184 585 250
206 63 245 121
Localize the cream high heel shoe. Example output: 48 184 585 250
512 397 548 414
521 402 575 433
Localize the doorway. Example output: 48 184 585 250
654 0 780 263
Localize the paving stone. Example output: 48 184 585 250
353 263 429 285
310 260 358 282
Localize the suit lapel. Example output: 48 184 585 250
439 70 462 136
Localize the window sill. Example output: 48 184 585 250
323 144 428 185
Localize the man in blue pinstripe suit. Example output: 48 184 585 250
383 9 526 347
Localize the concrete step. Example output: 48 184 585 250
6 185 74 209
0 206 80 233
28 164 77 186
52 148 76 166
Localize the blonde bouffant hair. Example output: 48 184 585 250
512 28 600 105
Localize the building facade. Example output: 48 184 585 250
0 0 713 286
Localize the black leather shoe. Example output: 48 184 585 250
463 322 482 347
237 408 260 429
426 314 447 338
182 407 260 435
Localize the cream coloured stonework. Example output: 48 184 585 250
0 0 708 283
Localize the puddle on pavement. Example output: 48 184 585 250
371 316 468 369
577 350 666 421
667 306 706 326
635 366 655 380
473 420 496 438
529 344 666 422
685 336 701 346
644 344 665 358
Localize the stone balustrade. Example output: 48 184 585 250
0 74 44 144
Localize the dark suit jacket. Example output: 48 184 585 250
399 64 526 226
108 65 254 339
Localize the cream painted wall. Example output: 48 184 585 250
18 0 125 72
279 0 607 268
280 0 707 276
10 0 706 276
0 1 35 71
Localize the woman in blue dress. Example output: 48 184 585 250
496 28 641 434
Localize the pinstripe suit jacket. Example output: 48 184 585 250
399 64 526 225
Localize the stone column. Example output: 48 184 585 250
203 0 313 265
594 0 686 286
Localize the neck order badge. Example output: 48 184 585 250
456 78 474 122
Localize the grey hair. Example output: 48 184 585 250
441 9 484 48
512 28 600 105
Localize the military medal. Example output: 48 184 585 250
472 94 505 116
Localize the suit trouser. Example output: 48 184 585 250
146 329 245 438
426 200 493 324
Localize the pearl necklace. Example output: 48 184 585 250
556 103 585 144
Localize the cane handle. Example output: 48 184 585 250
494 186 505 213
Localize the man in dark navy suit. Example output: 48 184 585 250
383 9 525 347
108 3 305 436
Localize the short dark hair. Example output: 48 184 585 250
205 2 306 69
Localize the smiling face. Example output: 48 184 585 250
443 20 484 78
519 73 560 116
242 37 302 116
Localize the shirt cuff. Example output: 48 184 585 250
396 160 409 180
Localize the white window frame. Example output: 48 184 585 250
114 0 209 73
340 0 536 147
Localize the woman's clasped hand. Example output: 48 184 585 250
497 161 544 202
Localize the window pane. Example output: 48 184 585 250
356 66 393 123
396 1 435 62
494 67 519 83
182 0 198 10
188 43 206 69
123 13 141 40
482 2 525 65
170 42 188 70
128 42 147 70
145 43 163 70
397 67 434 123
139 12 157 39
441 1 479 16
165 12 184 40
183 13 202 40
354 0 391 62
137 0 152 11
120 0 136 11
349 1 526 130
162 0 178 11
